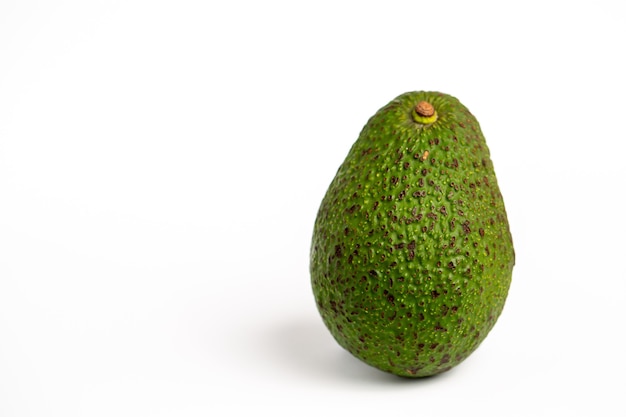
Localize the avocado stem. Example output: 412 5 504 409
413 101 438 124
416 101 435 117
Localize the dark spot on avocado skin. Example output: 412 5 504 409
311 91 514 378
434 324 447 332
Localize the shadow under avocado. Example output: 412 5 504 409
260 314 457 386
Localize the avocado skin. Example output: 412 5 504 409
310 91 514 377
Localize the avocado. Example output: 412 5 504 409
310 91 514 377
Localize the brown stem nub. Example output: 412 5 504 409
415 101 435 117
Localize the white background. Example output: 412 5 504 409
1 1 625 416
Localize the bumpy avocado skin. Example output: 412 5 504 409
310 91 514 377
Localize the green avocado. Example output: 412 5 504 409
310 91 514 377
